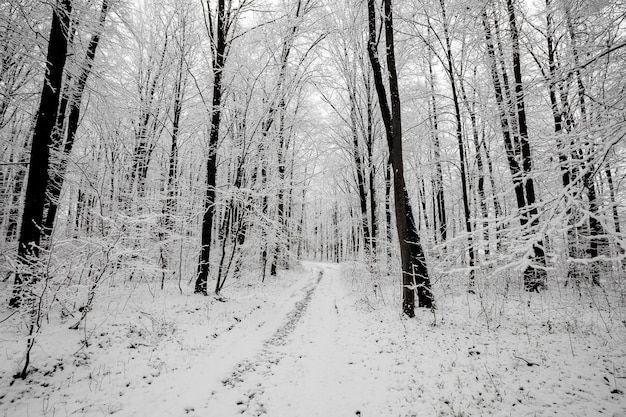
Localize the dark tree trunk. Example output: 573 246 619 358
542 0 584 283
44 0 109 235
365 77 378 256
159 25 187 281
606 165 621 234
350 97 372 259
367 0 433 316
565 4 603 285
505 0 547 291
196 0 227 295
490 12 526 213
440 0 475 291
385 160 393 264
483 133 504 250
271 107 288 276
130 33 169 203
483 5 546 290
459 73 489 257
543 0 576 187
583 171 602 286
10 0 73 307
427 46 447 243
165 56 183 232
418 177 429 231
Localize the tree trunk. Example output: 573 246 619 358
459 71 489 257
44 0 109 235
271 106 289 276
605 164 621 234
385 160 393 265
367 0 433 316
565 3 603 286
350 95 372 260
427 43 447 244
365 75 378 257
439 0 476 291
505 0 547 291
130 33 169 203
483 4 546 290
165 36 185 233
196 0 227 295
10 0 73 307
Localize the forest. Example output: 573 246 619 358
1 0 625 415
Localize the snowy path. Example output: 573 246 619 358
204 263 399 416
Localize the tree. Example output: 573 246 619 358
482 1 546 292
504 0 547 291
10 0 73 307
322 3 379 266
43 0 110 235
426 40 447 245
437 0 476 290
0 1 44 243
367 0 434 316
195 0 253 295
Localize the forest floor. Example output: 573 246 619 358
1 261 626 416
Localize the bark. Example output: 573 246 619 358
10 0 73 307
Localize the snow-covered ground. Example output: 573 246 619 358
1 261 625 416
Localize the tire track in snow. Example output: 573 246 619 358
209 269 325 415
264 269 324 348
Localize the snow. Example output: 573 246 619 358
1 261 625 416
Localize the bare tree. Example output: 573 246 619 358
10 0 73 307
482 1 546 292
367 0 434 316
44 0 110 235
195 0 253 295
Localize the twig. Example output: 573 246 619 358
0 310 18 324
484 363 502 401
513 355 539 366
